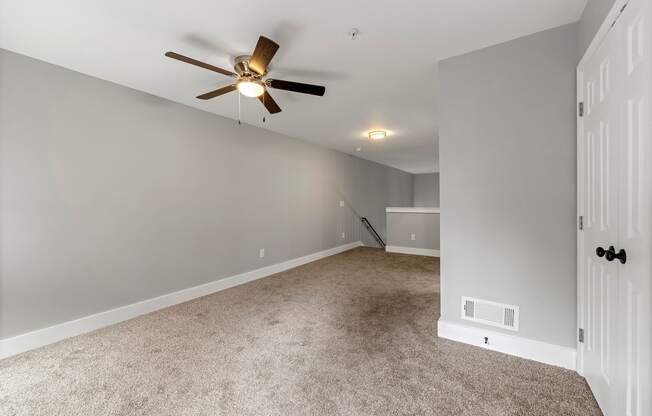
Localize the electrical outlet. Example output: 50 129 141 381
339 200 344 207
259 249 265 258
410 233 416 241
341 232 346 239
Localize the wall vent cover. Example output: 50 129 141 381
461 296 519 331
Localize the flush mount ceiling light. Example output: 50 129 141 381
236 78 265 98
368 130 387 140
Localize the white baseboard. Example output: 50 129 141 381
386 245 440 257
0 241 363 359
437 319 576 371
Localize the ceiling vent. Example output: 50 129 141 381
461 296 519 331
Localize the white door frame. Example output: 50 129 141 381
576 0 630 378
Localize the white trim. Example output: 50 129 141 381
576 62 586 376
578 0 629 68
385 207 440 214
576 61 585 376
0 241 363 359
437 319 577 371
385 245 440 257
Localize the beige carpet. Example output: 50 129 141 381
0 247 601 416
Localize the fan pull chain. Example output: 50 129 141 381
238 92 241 125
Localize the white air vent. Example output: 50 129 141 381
461 296 519 331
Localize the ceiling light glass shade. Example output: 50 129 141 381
237 79 265 97
368 130 387 140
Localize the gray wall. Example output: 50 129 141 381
0 50 413 339
386 213 440 250
578 0 618 59
413 173 439 207
438 24 578 347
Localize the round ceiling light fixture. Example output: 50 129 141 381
237 78 265 98
368 130 387 140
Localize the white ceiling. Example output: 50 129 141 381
0 0 587 173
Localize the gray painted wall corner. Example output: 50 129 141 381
413 173 440 207
438 23 579 348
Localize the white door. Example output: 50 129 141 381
614 0 651 414
578 0 651 415
578 19 620 413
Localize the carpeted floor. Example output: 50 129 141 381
0 247 601 416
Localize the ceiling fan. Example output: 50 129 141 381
165 36 326 114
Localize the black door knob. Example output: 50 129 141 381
605 246 627 264
596 247 606 258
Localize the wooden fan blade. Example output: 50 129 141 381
267 79 325 96
165 52 236 77
248 36 279 75
196 84 237 100
258 90 282 114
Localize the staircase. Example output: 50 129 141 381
360 217 386 249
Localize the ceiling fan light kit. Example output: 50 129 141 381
236 78 265 98
165 35 326 115
368 130 387 140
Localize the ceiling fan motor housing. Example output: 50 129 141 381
234 55 261 77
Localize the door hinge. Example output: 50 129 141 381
579 328 585 343
578 102 584 117
578 215 584 230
